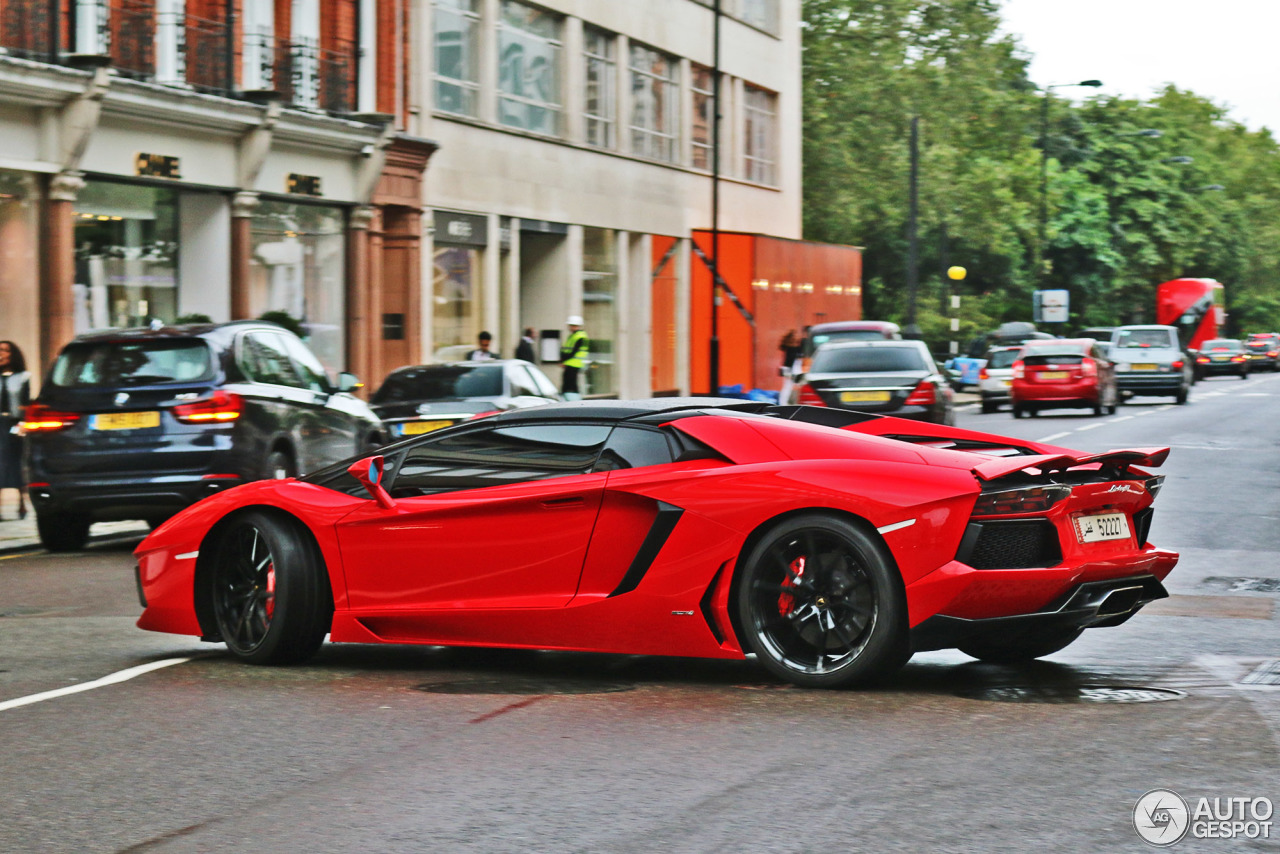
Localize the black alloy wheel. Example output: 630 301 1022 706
957 627 1084 664
211 511 332 665
737 514 907 688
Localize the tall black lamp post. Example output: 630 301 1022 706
1037 79 1102 285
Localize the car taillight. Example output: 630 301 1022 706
797 384 826 406
1171 360 1184 370
978 367 989 380
173 391 243 423
1012 361 1025 379
1081 359 1097 377
903 380 936 406
972 485 1072 517
20 404 81 433
1196 356 1209 364
1232 355 1246 363
1269 350 1279 358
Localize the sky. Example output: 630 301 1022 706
998 0 1280 134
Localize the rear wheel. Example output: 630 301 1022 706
980 400 997 414
1013 405 1026 419
958 628 1084 664
210 511 332 665
36 510 91 552
736 514 907 689
1175 387 1188 405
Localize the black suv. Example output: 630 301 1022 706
24 321 384 551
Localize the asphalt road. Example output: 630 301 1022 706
1 374 1277 853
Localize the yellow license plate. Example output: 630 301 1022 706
400 420 453 435
92 411 161 430
1039 371 1070 380
1131 364 1158 371
839 391 891 403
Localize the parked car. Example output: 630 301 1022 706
799 320 902 374
371 360 561 439
1243 332 1280 371
22 321 383 551
796 339 955 425
977 345 1023 413
1109 325 1192 404
1011 338 1118 418
1194 339 1251 379
135 398 1178 688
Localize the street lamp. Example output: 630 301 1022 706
1038 79 1102 284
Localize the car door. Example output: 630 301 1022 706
277 331 364 459
336 422 613 612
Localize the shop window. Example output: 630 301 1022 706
583 26 616 148
433 245 481 354
248 201 347 374
691 64 714 170
628 43 678 163
497 0 562 135
72 181 180 333
744 83 777 185
582 227 616 396
435 0 481 117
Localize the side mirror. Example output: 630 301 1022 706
346 455 396 510
338 372 363 393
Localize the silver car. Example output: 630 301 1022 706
1110 325 1192 404
977 345 1023 413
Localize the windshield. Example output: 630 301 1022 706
50 340 215 387
1202 340 1239 351
373 365 505 402
1021 345 1085 360
1115 329 1175 349
985 349 1021 369
810 346 926 373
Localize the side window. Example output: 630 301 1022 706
594 425 675 472
240 332 303 388
390 423 612 496
278 333 332 393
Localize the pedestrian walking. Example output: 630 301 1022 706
466 331 497 360
514 327 537 363
0 341 30 521
560 315 590 400
778 329 803 404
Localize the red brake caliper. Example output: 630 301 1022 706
265 563 276 618
777 556 805 617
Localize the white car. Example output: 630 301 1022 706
977 345 1023 413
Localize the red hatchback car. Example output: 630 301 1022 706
1011 338 1118 418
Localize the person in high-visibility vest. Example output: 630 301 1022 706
560 315 589 400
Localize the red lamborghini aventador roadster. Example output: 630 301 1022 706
134 399 1178 688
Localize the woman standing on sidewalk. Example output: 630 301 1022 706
0 341 30 521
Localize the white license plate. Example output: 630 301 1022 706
1074 512 1131 544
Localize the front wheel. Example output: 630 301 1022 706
736 514 907 689
958 628 1083 664
210 511 332 665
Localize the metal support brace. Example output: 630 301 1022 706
691 240 755 326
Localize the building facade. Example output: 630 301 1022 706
0 0 429 387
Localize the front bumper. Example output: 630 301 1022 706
911 574 1168 652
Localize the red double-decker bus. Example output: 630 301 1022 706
1155 278 1225 350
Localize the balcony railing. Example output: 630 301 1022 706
0 0 358 115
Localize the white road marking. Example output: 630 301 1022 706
876 519 917 535
0 657 192 713
1075 422 1105 431
1038 432 1071 442
1110 415 1135 422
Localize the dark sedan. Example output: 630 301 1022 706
1194 339 1251 379
371 360 562 439
1243 333 1280 371
23 321 382 551
795 340 956 424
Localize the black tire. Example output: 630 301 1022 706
980 400 997 414
36 510 91 552
958 628 1084 664
1175 387 1188 405
1092 398 1103 416
263 449 297 480
736 514 907 688
1013 405 1026 419
210 511 332 665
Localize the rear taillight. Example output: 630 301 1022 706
903 380 936 406
173 391 243 423
1269 350 1279 358
1232 355 1246 363
797 384 826 406
21 404 81 433
1171 360 1184 370
1081 359 1097 377
972 485 1072 517
1196 356 1209 364
978 367 990 380
1012 361 1025 379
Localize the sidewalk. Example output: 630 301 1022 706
0 494 147 554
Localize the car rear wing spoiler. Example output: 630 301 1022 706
967 447 1169 482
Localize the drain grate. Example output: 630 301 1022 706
413 678 635 695
1202 577 1280 594
960 685 1187 704
1240 661 1280 686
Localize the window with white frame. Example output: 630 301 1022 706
691 64 714 170
629 43 678 163
583 26 616 148
498 0 563 135
744 84 777 185
435 0 481 117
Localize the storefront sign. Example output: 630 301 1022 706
287 173 323 196
135 153 181 179
519 218 569 235
433 210 488 247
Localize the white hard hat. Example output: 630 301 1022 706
567 315 584 326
